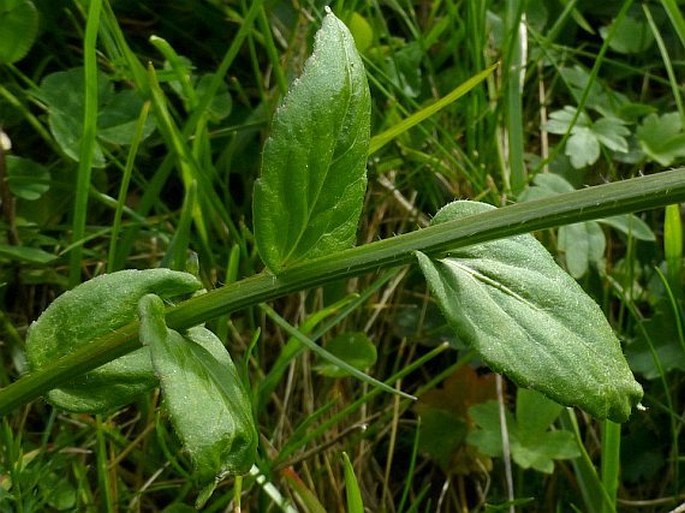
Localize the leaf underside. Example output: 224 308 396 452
416 200 643 422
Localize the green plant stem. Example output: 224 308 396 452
69 0 102 287
503 0 526 193
600 420 621 513
2 169 685 416
660 0 685 49
560 409 613 512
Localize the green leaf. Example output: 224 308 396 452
416 200 643 422
253 9 371 273
346 11 374 53
546 107 629 165
342 452 364 513
97 89 156 144
520 174 605 278
546 106 590 134
566 127 600 169
468 390 579 474
316 332 377 377
598 215 655 241
5 155 50 200
467 401 515 457
516 388 563 435
626 303 685 379
600 16 654 54
417 408 468 470
0 243 55 264
196 74 232 122
558 67 628 118
35 68 110 167
637 112 685 166
35 68 155 166
520 174 654 277
592 117 630 153
519 173 574 198
138 295 258 483
558 221 606 279
0 0 38 64
415 366 496 474
25 269 202 412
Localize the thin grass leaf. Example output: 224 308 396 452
260 303 414 400
342 452 364 513
660 0 685 50
368 64 496 154
69 0 102 287
107 100 150 272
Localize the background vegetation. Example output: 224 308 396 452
1 0 685 511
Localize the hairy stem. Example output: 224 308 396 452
1 169 685 416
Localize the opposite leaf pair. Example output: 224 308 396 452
25 269 257 482
251 11 642 422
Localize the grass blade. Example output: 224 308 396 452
260 303 415 400
600 420 621 513
69 0 103 287
342 452 364 513
368 64 497 154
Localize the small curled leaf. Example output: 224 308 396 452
138 294 258 483
25 269 202 412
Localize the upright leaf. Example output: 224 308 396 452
253 9 371 273
342 452 364 513
416 201 643 422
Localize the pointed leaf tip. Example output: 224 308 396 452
253 10 371 273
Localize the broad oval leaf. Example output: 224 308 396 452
416 200 643 422
138 295 258 483
0 0 39 64
253 10 371 273
25 269 202 412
